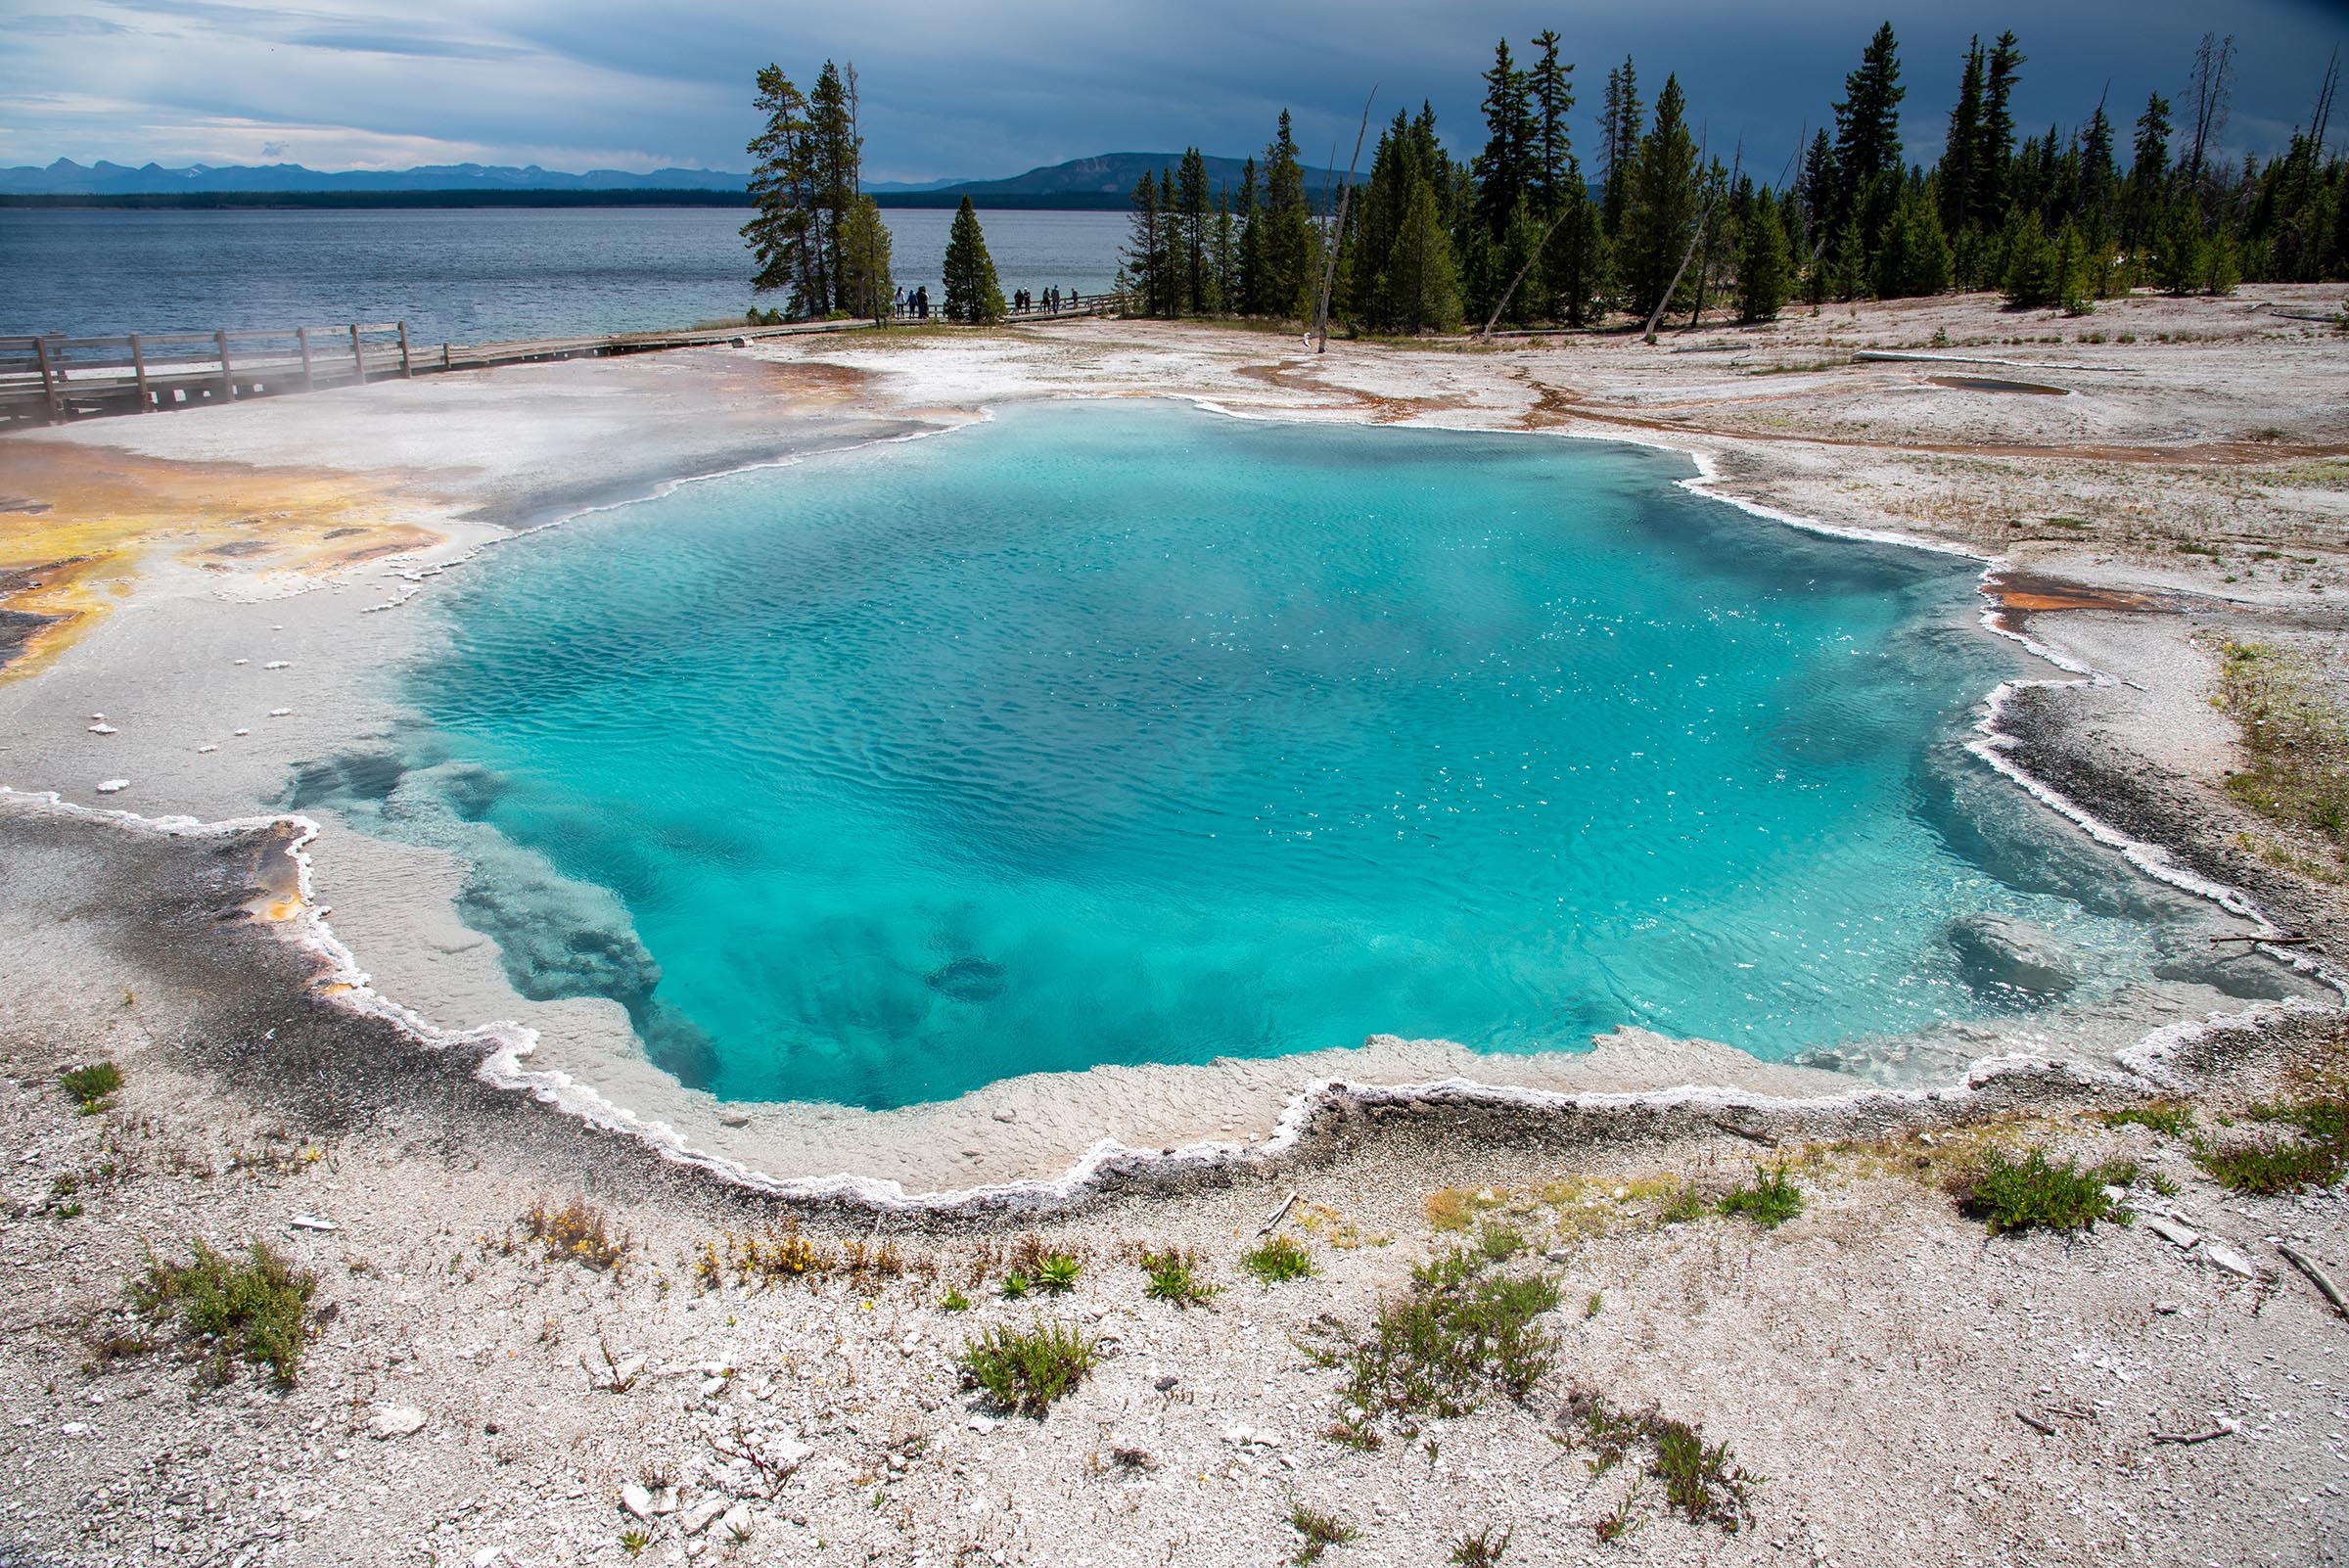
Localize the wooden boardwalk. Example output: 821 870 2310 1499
0 298 1116 427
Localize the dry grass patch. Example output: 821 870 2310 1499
2210 639 2349 854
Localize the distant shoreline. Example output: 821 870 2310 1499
0 189 1145 212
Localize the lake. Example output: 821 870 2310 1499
0 207 1133 345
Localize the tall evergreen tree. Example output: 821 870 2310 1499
1872 184 1953 297
1252 112 1319 317
744 67 820 314
1831 23 1905 226
1971 30 2025 231
1474 40 1539 237
2123 92 2174 250
942 197 1005 324
1599 57 1641 235
1940 38 1986 237
1738 190 1793 320
1176 148 1216 314
1529 31 1576 210
2078 96 2120 240
835 195 894 323
1123 173 1169 314
1620 74 1699 318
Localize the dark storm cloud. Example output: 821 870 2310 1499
2 0 2341 178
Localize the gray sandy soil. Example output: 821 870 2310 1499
3 288 2348 1565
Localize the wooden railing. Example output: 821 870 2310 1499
0 322 413 423
1 294 1124 427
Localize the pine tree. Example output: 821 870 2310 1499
1235 158 1266 314
836 195 894 323
1799 129 1837 262
1599 57 1641 236
1176 148 1216 314
2000 208 2058 305
942 197 1005 324
1971 31 2024 232
1386 175 1465 333
1872 185 1953 298
1831 23 1905 226
2123 93 2174 253
1210 192 1237 314
1940 38 1986 238
1123 173 1167 315
1255 111 1319 318
1473 40 1538 239
2078 97 2119 242
744 67 820 314
1737 191 1792 320
1529 31 1575 212
1159 168 1182 312
1620 74 1699 319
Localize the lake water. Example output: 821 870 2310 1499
301 402 2248 1109
0 207 1131 344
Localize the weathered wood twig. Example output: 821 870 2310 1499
2151 1417 2238 1445
1258 1190 1301 1236
2278 1242 2348 1319
2015 1408 2055 1435
2208 931 2308 946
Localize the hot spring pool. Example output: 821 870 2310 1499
310 400 2261 1107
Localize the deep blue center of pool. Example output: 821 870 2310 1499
371 401 2204 1107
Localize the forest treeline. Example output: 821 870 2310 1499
743 24 2346 332
1117 24 2346 332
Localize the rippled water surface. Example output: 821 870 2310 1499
379 402 2230 1107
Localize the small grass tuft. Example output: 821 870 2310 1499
521 1197 628 1272
133 1237 316 1388
1451 1525 1512 1565
2099 1102 2193 1138
1287 1501 1358 1564
1244 1232 1316 1286
939 1286 971 1313
999 1271 1032 1300
61 1062 123 1115
2192 1104 2346 1193
1036 1253 1082 1293
957 1319 1100 1416
1950 1148 2131 1234
1560 1388 1756 1533
1716 1166 1804 1228
1141 1248 1221 1308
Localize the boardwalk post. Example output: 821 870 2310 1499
128 334 151 411
213 330 235 400
397 321 413 378
298 326 315 391
441 343 451 370
34 335 62 423
348 324 367 386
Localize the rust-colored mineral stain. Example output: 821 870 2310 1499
1990 574 2158 614
0 439 444 680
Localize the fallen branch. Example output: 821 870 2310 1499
2151 1417 2238 1445
2015 1409 2055 1435
2278 1242 2348 1319
2208 931 2308 946
1709 1117 1776 1148
1258 1191 1301 1236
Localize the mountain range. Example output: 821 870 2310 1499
2 152 1351 207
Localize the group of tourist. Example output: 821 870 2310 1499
1010 288 1076 313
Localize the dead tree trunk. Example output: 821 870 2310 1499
1312 88 1378 354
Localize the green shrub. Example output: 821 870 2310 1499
956 1319 1100 1415
1716 1167 1804 1227
133 1238 316 1388
1141 1248 1220 1308
1451 1525 1511 1565
1000 1271 1031 1300
2193 1093 2346 1195
1339 1248 1559 1430
1660 1181 1705 1223
1244 1233 1316 1286
1953 1148 2130 1234
939 1287 971 1313
1036 1253 1082 1293
61 1062 122 1115
1560 1387 1756 1533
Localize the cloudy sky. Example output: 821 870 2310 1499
2 0 2342 182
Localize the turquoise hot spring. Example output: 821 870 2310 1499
302 399 2259 1110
